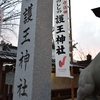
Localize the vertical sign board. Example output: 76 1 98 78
13 1 37 100
54 0 71 77
13 0 52 100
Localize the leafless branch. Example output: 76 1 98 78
0 0 22 43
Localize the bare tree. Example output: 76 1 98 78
0 0 22 43
73 43 91 61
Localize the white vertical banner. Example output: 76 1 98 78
54 0 71 77
0 7 3 33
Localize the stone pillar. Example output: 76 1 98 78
13 0 53 100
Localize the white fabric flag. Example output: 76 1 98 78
54 0 71 77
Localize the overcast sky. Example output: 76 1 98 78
71 0 100 60
11 0 100 60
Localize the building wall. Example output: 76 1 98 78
74 74 79 88
51 73 79 90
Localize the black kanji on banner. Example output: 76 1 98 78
56 25 65 34
56 0 62 13
56 35 66 44
56 45 65 55
55 15 65 24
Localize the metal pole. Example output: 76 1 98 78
68 0 74 100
